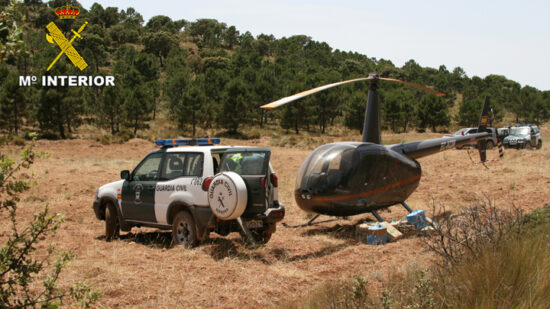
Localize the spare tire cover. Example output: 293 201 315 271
208 172 248 220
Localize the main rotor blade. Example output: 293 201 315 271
379 77 445 96
260 77 371 109
260 75 445 109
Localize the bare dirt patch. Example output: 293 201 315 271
2 130 549 308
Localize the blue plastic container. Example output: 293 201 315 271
366 223 388 245
407 209 427 229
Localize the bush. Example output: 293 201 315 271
424 200 523 268
11 135 26 146
0 137 99 307
96 135 111 145
39 132 60 140
117 129 134 142
280 276 369 309
434 229 550 308
247 129 261 139
283 199 549 309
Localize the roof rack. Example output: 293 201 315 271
156 138 220 148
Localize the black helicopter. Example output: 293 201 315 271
261 73 492 225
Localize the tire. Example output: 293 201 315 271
240 223 275 245
525 141 532 150
537 140 542 150
172 211 197 248
240 229 272 245
105 202 120 241
207 172 248 220
486 140 494 150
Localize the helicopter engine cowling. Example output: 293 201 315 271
295 142 421 216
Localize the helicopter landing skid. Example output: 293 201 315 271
401 201 413 213
371 202 414 222
282 214 348 228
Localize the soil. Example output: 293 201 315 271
2 130 549 308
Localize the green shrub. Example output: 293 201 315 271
117 129 134 142
0 138 100 307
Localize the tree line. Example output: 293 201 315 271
1 0 550 140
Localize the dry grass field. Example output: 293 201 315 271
2 128 549 308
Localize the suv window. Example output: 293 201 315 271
220 151 268 175
161 152 204 180
133 152 163 181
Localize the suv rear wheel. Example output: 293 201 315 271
172 211 197 248
105 202 120 241
537 140 542 150
240 223 275 245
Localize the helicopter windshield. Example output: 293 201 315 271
295 143 356 193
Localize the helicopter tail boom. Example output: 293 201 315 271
389 132 488 159
390 96 492 160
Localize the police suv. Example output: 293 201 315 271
93 138 285 247
502 124 542 149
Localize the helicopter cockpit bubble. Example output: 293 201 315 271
295 143 359 197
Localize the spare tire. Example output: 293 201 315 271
208 172 248 220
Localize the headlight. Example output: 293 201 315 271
518 139 524 143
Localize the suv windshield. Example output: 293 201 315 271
220 151 268 175
510 127 529 136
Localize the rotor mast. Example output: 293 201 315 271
362 73 381 144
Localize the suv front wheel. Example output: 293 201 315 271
105 202 120 241
172 211 197 248
537 140 542 150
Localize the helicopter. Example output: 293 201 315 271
261 73 492 226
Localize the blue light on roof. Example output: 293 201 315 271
156 138 220 147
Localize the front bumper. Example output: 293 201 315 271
503 141 527 149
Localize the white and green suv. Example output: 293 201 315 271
503 125 542 150
93 138 285 247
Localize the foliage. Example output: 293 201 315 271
424 200 523 269
0 69 27 134
457 97 483 127
415 95 450 132
0 0 25 62
0 137 99 307
1 1 549 138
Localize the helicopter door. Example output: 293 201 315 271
219 149 271 216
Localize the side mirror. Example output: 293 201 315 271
120 170 130 180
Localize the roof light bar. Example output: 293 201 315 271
155 138 221 147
